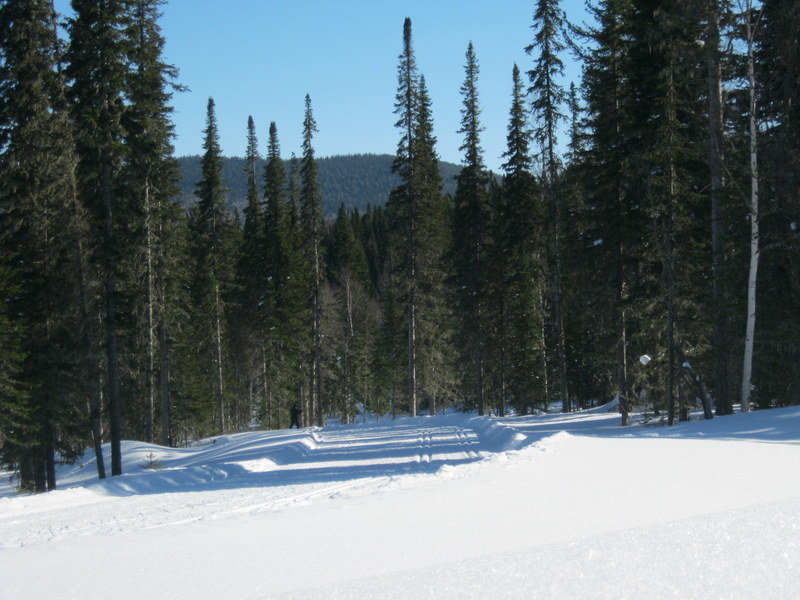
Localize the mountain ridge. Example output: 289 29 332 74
177 153 462 218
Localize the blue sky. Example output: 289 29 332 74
54 1 591 173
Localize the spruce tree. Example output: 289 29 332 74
493 64 544 415
300 95 325 426
624 0 711 424
66 0 130 475
703 0 732 416
526 0 571 412
754 0 800 407
190 98 236 434
231 116 263 428
452 42 491 415
0 0 90 489
122 0 182 443
388 19 450 416
577 0 640 424
261 123 303 428
325 204 373 423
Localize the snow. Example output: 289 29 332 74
2 406 800 599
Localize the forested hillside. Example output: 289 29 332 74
176 153 461 216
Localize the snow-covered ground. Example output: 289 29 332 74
2 405 800 599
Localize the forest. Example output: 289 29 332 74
176 153 461 218
0 0 797 493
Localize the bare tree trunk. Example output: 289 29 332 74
101 157 123 476
344 276 355 423
707 2 732 416
213 282 225 433
45 419 56 491
158 319 171 446
666 66 677 427
546 140 569 413
408 253 418 418
311 233 323 427
78 238 106 478
741 0 760 413
144 177 156 443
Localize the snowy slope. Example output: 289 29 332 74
2 407 800 599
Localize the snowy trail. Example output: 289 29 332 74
3 407 800 599
0 417 487 549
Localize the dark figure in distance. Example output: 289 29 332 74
290 403 301 428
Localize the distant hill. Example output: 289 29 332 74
177 153 462 218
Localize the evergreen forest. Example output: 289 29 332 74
1 0 798 492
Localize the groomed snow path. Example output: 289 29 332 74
2 408 800 599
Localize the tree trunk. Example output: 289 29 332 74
158 319 171 446
546 135 569 413
408 248 418 418
312 235 323 427
741 0 760 413
77 237 106 478
707 2 732 416
666 67 677 427
102 157 123 476
45 420 56 491
344 276 355 423
144 177 156 443
213 282 226 433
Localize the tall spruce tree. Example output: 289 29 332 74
191 98 235 434
452 42 491 415
624 0 711 424
526 0 571 412
493 64 544 415
755 0 800 407
122 0 182 443
231 116 263 428
388 19 450 416
578 0 639 424
0 0 90 489
300 95 325 426
325 204 373 423
66 0 130 475
704 0 733 416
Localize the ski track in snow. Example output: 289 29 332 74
0 418 488 549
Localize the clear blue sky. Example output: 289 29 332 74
54 1 591 173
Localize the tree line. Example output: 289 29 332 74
176 154 461 219
1 0 797 492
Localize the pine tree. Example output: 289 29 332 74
122 0 182 443
66 0 131 475
526 0 571 412
624 0 711 424
703 0 733 416
190 98 236 434
300 95 325 426
0 0 90 489
261 123 304 428
239 116 263 321
452 42 491 415
231 116 263 429
754 0 800 407
492 64 545 415
325 204 373 423
388 19 450 417
577 0 639 424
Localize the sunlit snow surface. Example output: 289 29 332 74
2 406 800 599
